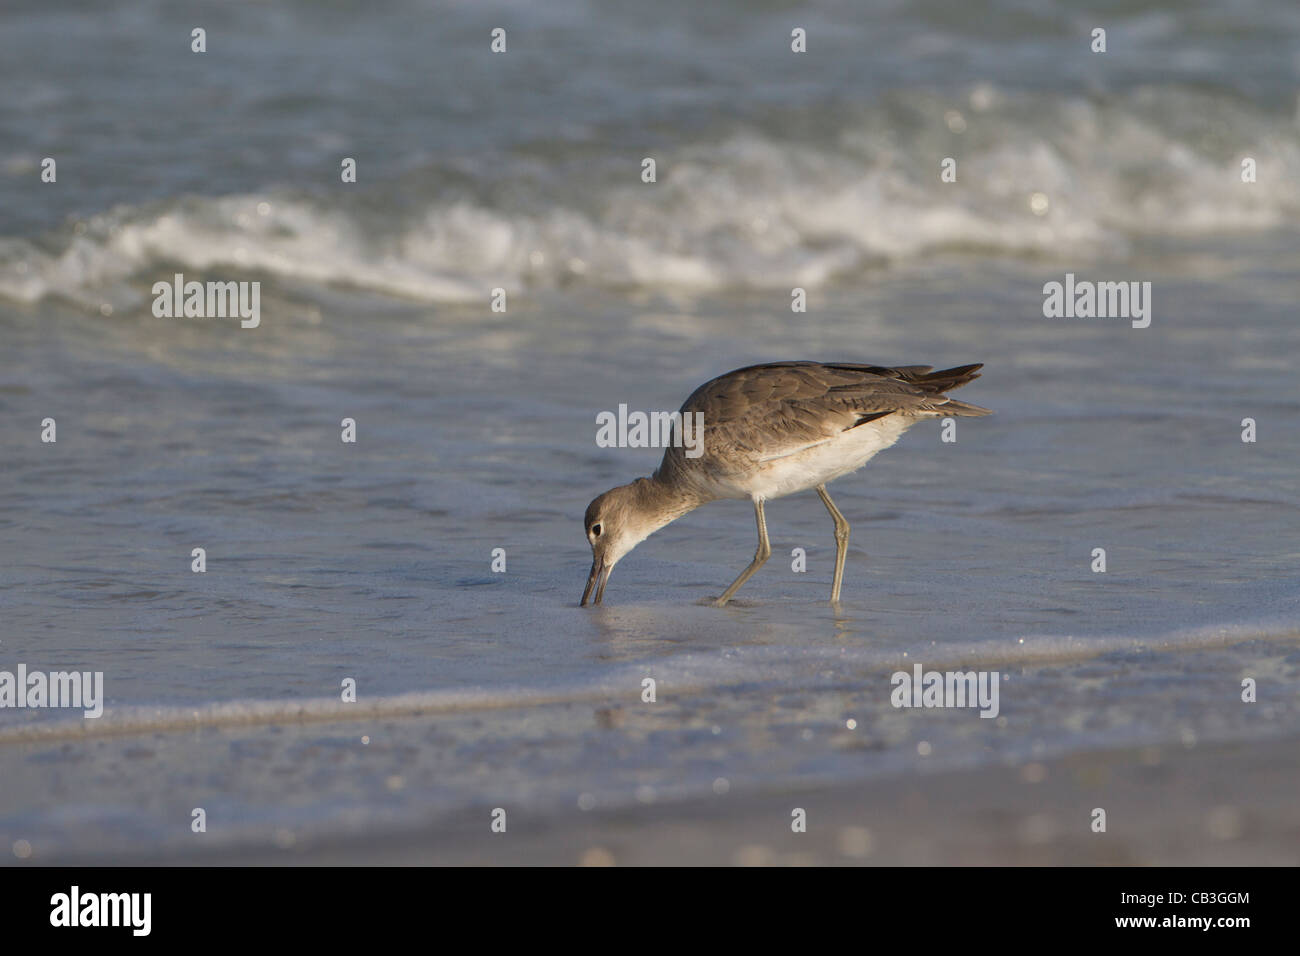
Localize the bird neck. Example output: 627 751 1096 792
632 474 704 532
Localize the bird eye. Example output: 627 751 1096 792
591 523 602 537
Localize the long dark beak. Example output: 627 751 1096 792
580 557 609 607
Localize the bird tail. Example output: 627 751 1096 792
906 363 984 391
901 363 991 416
938 398 993 417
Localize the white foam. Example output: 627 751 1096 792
3 615 1294 745
2 90 1297 308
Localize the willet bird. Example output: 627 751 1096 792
581 361 990 607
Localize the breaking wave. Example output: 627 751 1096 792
2 87 1297 309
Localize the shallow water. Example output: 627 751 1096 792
2 0 1298 859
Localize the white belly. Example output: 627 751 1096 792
737 415 914 501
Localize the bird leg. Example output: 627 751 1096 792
816 484 850 603
714 497 770 607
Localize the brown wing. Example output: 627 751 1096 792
677 361 986 461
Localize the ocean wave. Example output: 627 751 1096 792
2 88 1296 308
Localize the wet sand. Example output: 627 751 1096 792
13 731 1294 867
235 736 1300 866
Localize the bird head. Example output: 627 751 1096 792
580 480 665 606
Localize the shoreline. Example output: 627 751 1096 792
17 733 1298 867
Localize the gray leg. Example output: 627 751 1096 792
816 484 850 603
714 498 771 607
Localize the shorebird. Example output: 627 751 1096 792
581 361 990 607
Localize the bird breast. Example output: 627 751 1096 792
690 413 915 502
